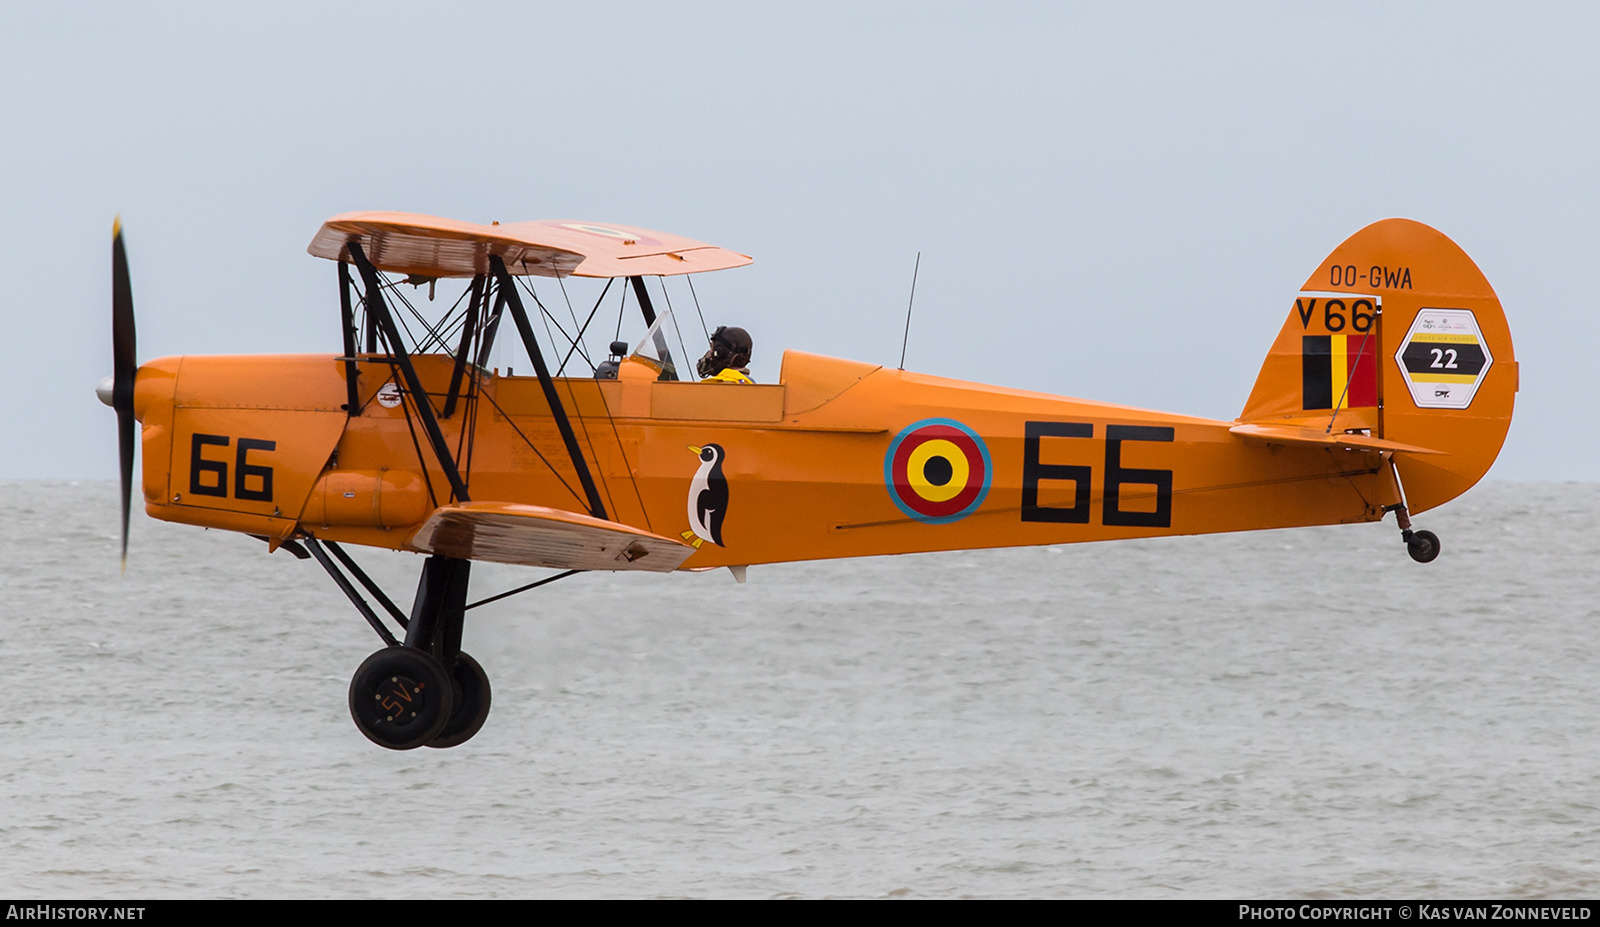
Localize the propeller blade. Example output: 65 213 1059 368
112 218 136 571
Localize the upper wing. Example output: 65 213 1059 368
408 501 696 572
501 220 752 278
307 212 751 279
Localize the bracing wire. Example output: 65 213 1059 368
553 271 594 369
1326 323 1378 434
593 377 653 532
614 282 629 341
523 276 560 368
658 277 692 373
684 275 711 343
474 385 588 511
373 324 440 509
558 277 615 376
466 569 583 611
382 279 446 354
559 376 619 520
514 272 594 371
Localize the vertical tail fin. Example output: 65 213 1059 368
1239 219 1516 513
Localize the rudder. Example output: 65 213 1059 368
1239 219 1516 513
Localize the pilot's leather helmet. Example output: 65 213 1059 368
697 325 752 378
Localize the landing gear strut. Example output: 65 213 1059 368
307 541 493 750
361 553 489 749
1382 459 1440 564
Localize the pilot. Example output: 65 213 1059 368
696 326 754 384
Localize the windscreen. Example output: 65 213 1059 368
630 309 689 381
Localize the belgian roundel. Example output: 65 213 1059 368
883 419 992 525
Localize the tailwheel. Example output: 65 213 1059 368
348 647 454 750
1405 528 1441 564
427 652 492 749
1383 482 1440 565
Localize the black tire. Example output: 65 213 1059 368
348 647 454 750
427 652 493 749
1407 529 1441 564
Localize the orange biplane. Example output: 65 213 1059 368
100 213 1516 749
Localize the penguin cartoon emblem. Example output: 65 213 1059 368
682 443 728 548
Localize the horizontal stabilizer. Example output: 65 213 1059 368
1229 422 1445 456
307 212 751 279
410 502 695 572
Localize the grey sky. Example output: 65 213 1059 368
3 2 1594 480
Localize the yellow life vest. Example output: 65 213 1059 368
701 368 753 384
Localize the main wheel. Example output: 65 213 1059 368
1407 529 1441 564
348 647 454 750
427 652 493 749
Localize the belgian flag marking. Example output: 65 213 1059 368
1393 308 1492 410
884 419 992 525
1302 333 1378 411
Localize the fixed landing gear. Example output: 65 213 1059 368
1404 528 1441 564
1381 458 1440 564
428 652 492 749
307 541 494 750
1384 502 1441 564
349 646 454 749
348 647 492 749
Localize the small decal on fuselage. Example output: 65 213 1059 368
683 443 728 549
884 419 992 525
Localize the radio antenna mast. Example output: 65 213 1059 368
898 252 921 370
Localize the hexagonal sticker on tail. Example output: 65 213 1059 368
1394 309 1492 410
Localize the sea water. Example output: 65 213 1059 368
1 480 1596 898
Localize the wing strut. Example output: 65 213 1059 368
442 273 485 419
489 255 609 521
337 261 361 417
347 241 472 503
473 277 508 371
629 275 657 326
